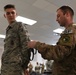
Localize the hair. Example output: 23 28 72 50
4 4 16 11
57 5 74 17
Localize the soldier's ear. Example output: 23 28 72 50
65 11 70 17
4 14 6 18
16 12 17 16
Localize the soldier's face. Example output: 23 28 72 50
56 9 67 27
4 8 17 24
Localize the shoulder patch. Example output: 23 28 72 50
61 35 70 43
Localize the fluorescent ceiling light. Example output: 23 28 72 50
53 28 64 34
16 16 37 25
0 34 5 39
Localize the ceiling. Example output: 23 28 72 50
0 0 76 50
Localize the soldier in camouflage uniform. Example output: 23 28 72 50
1 4 30 75
46 60 54 73
28 6 76 75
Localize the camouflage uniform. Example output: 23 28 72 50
34 24 76 75
1 21 30 75
46 60 53 72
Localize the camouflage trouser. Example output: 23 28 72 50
1 63 24 75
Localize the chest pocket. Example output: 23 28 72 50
58 33 75 46
4 34 12 48
4 32 20 49
12 33 19 44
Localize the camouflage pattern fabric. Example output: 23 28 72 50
35 24 76 75
1 21 30 75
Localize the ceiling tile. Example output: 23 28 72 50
33 0 50 9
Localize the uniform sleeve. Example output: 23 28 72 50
35 32 76 61
18 23 30 66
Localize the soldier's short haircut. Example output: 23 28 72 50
4 4 16 10
57 5 74 17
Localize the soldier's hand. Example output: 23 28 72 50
28 40 37 48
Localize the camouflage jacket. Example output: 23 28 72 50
35 24 76 75
2 21 30 68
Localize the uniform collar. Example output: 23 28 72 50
62 23 74 34
6 20 17 31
